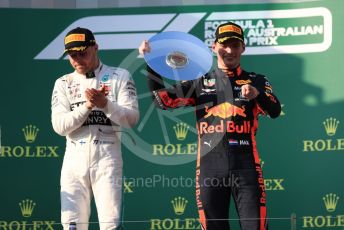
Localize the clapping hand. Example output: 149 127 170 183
85 85 108 109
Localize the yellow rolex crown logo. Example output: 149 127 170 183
22 125 39 143
323 193 339 212
323 118 339 136
171 197 188 215
173 123 189 141
19 199 36 217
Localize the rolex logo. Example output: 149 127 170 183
323 193 339 212
171 197 188 215
259 158 265 168
22 125 39 143
323 118 339 136
19 199 36 217
173 123 189 141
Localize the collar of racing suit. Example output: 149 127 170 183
93 60 103 76
219 65 242 77
74 59 104 78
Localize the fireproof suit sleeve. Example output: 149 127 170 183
104 69 139 128
254 75 281 118
51 76 91 136
146 65 196 110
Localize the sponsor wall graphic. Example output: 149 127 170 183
0 199 56 230
1 125 59 158
302 193 343 228
303 117 343 152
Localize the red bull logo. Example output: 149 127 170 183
195 169 202 208
256 165 267 205
199 120 251 134
204 102 246 119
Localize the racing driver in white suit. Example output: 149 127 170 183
51 27 139 230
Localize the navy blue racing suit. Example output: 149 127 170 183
146 65 281 230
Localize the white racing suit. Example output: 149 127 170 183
51 62 139 230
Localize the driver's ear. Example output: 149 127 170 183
212 42 217 53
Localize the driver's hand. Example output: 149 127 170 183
139 40 151 55
241 84 259 100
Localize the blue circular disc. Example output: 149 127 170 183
144 31 213 81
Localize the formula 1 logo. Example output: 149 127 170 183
35 7 332 60
34 13 206 60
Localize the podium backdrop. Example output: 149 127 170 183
1 1 344 229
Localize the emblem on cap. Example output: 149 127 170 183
219 25 242 35
64 34 86 45
166 51 189 69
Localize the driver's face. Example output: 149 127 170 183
68 45 98 74
212 39 245 69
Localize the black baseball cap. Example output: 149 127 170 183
215 22 244 44
64 27 96 53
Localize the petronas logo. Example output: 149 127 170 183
171 197 188 215
22 125 39 143
323 193 339 212
173 123 189 141
323 118 339 136
19 199 36 217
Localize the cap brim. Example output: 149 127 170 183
217 36 244 44
63 46 88 54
